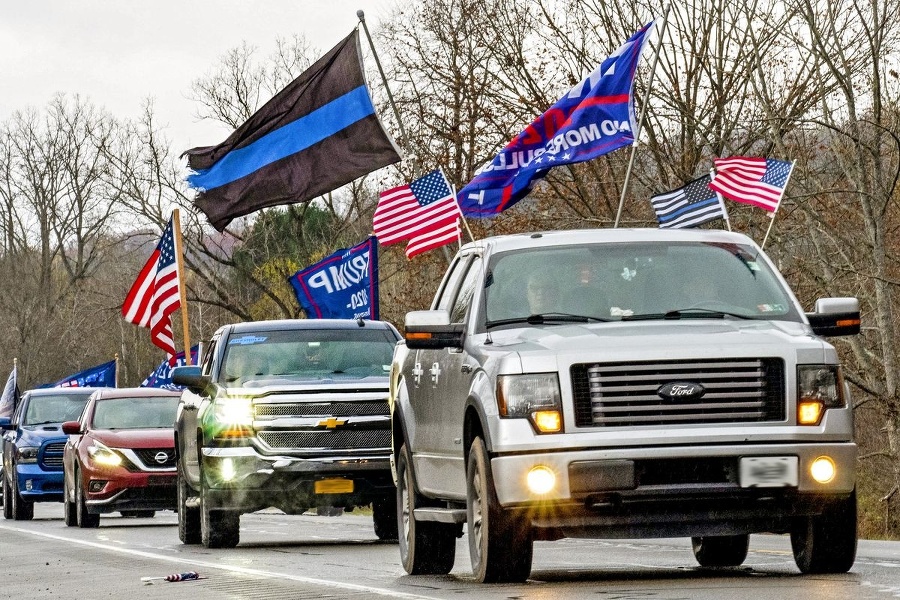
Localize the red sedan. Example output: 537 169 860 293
61 388 181 528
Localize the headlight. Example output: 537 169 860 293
16 446 39 463
497 374 563 433
87 441 122 467
212 396 254 440
797 365 845 425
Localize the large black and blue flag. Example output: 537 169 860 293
184 30 402 231
288 237 378 320
42 359 117 389
649 174 727 228
457 22 654 217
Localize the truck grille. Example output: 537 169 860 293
257 429 391 450
41 442 65 468
572 358 785 427
255 401 389 418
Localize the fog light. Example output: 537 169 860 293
798 401 823 425
220 458 236 482
810 456 836 483
532 410 562 433
25 479 33 491
526 465 556 495
89 480 107 492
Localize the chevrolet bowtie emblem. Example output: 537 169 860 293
318 417 348 429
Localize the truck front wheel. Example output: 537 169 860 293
791 490 857 574
200 471 240 548
691 534 749 567
373 496 398 541
466 437 533 583
397 443 456 574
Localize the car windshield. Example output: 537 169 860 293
91 396 179 429
23 393 91 425
483 241 801 327
220 328 396 385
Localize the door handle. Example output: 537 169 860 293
461 364 473 374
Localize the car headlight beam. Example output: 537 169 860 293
497 373 563 433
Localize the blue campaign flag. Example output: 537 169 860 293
45 359 117 389
0 364 19 419
288 237 378 320
458 22 654 217
140 345 200 390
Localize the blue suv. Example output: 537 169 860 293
1 388 96 520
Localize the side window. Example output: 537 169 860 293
201 337 218 377
434 255 473 312
12 394 28 425
449 257 483 324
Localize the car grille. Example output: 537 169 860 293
41 442 66 469
257 429 391 451
132 448 177 469
255 401 389 418
572 357 785 427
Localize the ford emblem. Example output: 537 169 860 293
154 451 169 464
657 381 705 401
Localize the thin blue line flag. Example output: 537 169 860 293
289 237 378 320
184 30 402 231
457 22 654 217
650 174 727 228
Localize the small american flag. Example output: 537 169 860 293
650 174 726 229
708 157 793 212
373 169 462 259
121 217 181 359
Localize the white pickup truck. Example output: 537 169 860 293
389 228 860 582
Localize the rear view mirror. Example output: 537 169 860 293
806 297 860 337
172 366 211 395
61 421 82 435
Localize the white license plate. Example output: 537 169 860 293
739 456 798 488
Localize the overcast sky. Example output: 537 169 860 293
0 0 391 152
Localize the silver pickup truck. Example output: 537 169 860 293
172 318 400 548
389 228 860 582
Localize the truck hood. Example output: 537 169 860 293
487 319 833 370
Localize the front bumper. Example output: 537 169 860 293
84 470 176 514
490 442 856 537
15 464 63 502
200 446 394 511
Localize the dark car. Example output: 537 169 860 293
61 388 181 528
1 388 97 520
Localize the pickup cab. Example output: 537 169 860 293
389 228 860 582
173 318 401 548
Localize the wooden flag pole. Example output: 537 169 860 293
614 4 672 228
172 209 192 366
760 160 796 249
114 353 119 387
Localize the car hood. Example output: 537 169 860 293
487 319 833 370
87 428 175 449
17 425 67 446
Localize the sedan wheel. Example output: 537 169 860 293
63 474 77 527
75 469 100 528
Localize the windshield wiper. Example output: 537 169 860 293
622 308 753 321
486 313 610 329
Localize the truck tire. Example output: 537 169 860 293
2 475 13 520
397 443 456 574
75 469 99 528
200 476 240 548
691 534 749 567
63 475 77 526
791 490 857 574
11 471 34 521
466 437 532 583
373 496 399 541
178 472 201 544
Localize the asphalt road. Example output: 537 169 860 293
3 503 900 599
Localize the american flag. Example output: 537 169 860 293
649 174 727 228
708 157 794 212
121 217 181 358
373 169 462 259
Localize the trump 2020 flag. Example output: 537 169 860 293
141 345 199 390
184 30 402 231
47 359 116 388
373 169 462 258
650 174 727 228
0 363 19 419
289 237 379 320
121 217 182 359
708 157 794 212
458 22 654 217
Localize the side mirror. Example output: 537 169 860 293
172 366 211 395
404 310 465 350
0 416 12 430
806 297 860 337
61 421 82 435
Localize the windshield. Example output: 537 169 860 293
483 241 800 327
220 328 396 385
92 396 179 429
23 393 92 425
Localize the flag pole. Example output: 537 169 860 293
172 209 192 366
760 160 796 249
614 3 672 228
710 168 732 231
114 353 119 387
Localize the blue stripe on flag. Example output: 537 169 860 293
187 86 375 191
658 197 719 222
